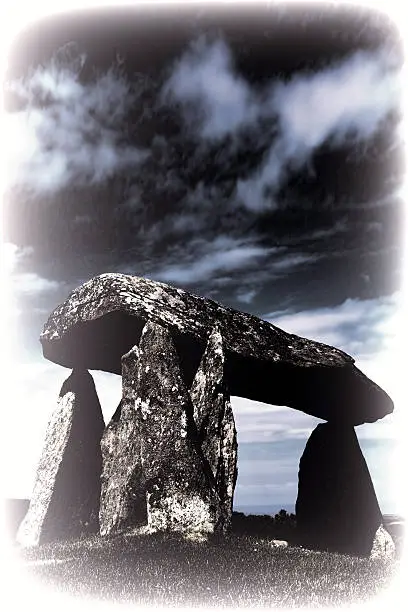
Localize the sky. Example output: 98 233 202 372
2 1 406 515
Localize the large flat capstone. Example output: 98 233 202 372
40 273 393 425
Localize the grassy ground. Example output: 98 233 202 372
11 524 401 608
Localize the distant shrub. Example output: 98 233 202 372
231 509 296 541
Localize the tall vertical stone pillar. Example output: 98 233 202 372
190 327 238 531
99 346 146 536
17 369 104 547
295 422 383 556
136 320 222 534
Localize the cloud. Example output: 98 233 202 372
150 235 273 285
236 288 258 304
4 242 60 296
237 47 401 211
231 396 323 444
3 242 33 272
270 253 321 272
5 42 148 194
161 35 260 140
163 37 401 213
11 273 60 295
264 292 403 443
265 292 400 361
137 221 319 291
3 242 64 366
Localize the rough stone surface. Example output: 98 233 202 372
295 423 383 556
267 539 288 549
190 327 238 527
17 369 104 547
135 320 223 534
370 524 396 559
40 273 393 425
99 347 147 536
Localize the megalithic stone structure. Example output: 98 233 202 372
40 273 393 426
31 272 394 548
17 369 104 547
295 423 383 557
136 320 224 534
190 327 238 530
99 347 147 536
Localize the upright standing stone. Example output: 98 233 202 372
137 320 222 534
99 346 147 536
190 327 238 530
296 423 383 556
17 369 104 547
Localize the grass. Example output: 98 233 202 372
12 516 401 609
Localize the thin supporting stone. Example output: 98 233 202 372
17 369 104 547
99 346 146 536
190 327 238 531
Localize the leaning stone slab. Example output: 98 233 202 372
295 423 383 557
40 273 393 425
190 327 238 530
99 347 147 536
17 369 104 547
136 320 222 534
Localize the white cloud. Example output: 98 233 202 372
3 242 60 296
5 42 148 194
11 272 60 294
264 293 403 438
151 235 273 285
270 253 320 271
238 47 401 211
265 292 400 360
271 49 399 148
162 35 260 140
3 242 33 272
231 396 322 444
163 37 401 213
236 288 258 304
3 243 63 377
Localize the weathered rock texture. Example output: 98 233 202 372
370 525 396 559
137 321 224 534
296 423 383 556
40 273 393 425
17 369 104 547
190 327 238 527
99 321 235 536
99 346 147 536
